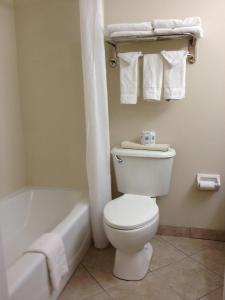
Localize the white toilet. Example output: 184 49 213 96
103 147 176 281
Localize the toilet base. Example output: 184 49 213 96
113 242 153 281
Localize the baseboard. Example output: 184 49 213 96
158 225 225 242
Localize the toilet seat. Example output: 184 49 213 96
104 194 159 230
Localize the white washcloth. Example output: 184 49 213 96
118 52 142 104
25 233 69 290
153 17 201 29
143 54 163 101
110 30 154 38
107 22 152 34
154 26 203 38
161 50 188 100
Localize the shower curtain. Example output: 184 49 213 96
79 0 112 248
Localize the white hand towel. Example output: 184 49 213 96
110 30 154 38
25 233 69 290
143 54 163 101
107 22 152 34
118 52 142 104
161 50 188 100
153 17 201 29
154 26 203 38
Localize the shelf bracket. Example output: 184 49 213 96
187 36 197 64
108 42 118 67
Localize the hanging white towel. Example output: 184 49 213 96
143 54 163 101
110 30 154 38
107 22 152 34
153 17 201 29
154 26 203 38
161 50 188 100
25 233 69 291
118 52 142 104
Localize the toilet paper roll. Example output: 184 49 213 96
199 180 216 190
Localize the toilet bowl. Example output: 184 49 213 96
104 194 159 280
104 147 176 281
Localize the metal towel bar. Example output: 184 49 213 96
105 33 197 67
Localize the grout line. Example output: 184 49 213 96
195 286 223 300
188 255 224 279
81 240 224 300
82 263 119 299
81 263 112 293
150 237 224 279
157 236 193 256
157 238 225 280
59 264 102 300
150 255 188 274
158 235 219 258
81 263 102 286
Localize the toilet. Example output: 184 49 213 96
103 147 176 281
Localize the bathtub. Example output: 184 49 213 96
0 187 91 300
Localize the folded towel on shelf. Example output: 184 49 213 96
143 54 163 101
154 26 203 38
161 50 188 100
153 17 202 29
107 22 153 34
121 141 170 152
118 52 142 104
110 30 154 38
25 233 69 291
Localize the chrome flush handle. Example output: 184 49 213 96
115 155 123 164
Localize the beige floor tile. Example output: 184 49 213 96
191 245 225 277
82 245 115 272
86 268 128 290
150 236 187 271
199 287 223 300
161 235 219 255
82 291 112 300
106 272 184 300
60 238 225 300
82 245 126 289
59 265 103 300
151 257 222 300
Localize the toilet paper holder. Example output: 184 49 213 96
197 173 221 191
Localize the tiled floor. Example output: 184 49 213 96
59 235 225 300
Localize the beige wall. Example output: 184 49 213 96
105 0 225 230
14 0 87 190
0 0 26 198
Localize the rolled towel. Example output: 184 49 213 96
107 22 152 34
121 141 170 152
153 17 202 29
154 26 203 38
110 30 155 38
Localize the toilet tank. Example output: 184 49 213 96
112 147 176 197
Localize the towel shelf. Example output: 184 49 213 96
105 33 197 67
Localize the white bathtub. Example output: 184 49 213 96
0 188 91 300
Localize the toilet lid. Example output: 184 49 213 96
104 194 159 230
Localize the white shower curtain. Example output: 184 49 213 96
79 0 112 248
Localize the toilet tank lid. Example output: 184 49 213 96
111 147 176 158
